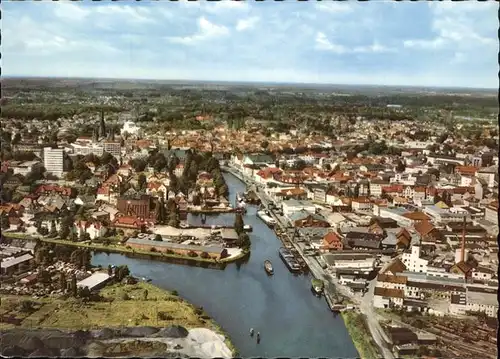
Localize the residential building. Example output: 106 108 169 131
43 147 64 177
116 195 160 221
351 197 372 213
373 287 405 309
103 141 121 158
321 231 344 251
71 142 104 157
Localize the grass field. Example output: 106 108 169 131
1 282 209 330
341 311 380 359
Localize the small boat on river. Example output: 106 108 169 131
311 278 324 296
243 224 253 232
257 210 276 227
264 260 274 275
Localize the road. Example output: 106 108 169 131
226 164 396 358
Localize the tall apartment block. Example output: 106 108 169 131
103 141 121 159
43 147 64 178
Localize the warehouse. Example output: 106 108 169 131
77 272 112 291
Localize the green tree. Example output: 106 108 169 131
143 289 149 301
59 272 67 291
20 300 34 313
48 220 57 238
107 265 113 276
234 213 244 234
237 233 251 250
138 173 147 191
154 234 163 241
395 160 406 173
58 216 73 240
0 214 9 230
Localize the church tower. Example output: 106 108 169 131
99 110 106 139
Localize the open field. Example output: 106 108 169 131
341 311 380 359
1 284 237 357
1 281 237 355
1 282 207 330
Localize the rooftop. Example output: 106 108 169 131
77 272 111 289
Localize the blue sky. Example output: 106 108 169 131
3 1 498 88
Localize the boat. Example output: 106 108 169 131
257 210 276 227
243 224 253 232
311 279 324 296
264 260 274 275
278 247 301 273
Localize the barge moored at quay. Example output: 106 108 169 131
278 247 301 273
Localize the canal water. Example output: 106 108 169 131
92 174 358 358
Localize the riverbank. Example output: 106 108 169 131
341 311 380 359
0 281 237 357
4 233 248 267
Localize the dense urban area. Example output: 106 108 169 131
0 78 498 358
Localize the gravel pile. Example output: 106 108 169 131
0 325 231 358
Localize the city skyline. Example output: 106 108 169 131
3 1 498 89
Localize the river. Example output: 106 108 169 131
92 173 358 358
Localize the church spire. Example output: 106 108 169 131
99 110 106 139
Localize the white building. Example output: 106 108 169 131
351 198 372 213
281 200 316 217
422 205 468 223
476 166 497 188
330 258 376 271
103 141 121 159
378 207 413 227
71 143 104 157
11 161 40 176
121 121 140 136
77 272 112 291
401 245 428 274
449 288 498 318
484 204 498 225
43 147 64 177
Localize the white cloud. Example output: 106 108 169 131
205 0 249 14
53 3 90 21
236 16 259 31
94 5 154 24
404 2 496 50
315 32 347 53
315 32 394 54
4 14 119 56
315 2 353 14
168 17 229 45
53 4 155 25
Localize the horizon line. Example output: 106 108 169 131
2 75 497 92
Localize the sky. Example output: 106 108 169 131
3 0 498 88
